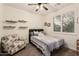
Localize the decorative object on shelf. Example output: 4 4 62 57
3 26 16 29
5 20 17 23
48 23 51 27
18 26 28 29
18 20 27 23
44 22 51 27
44 22 47 26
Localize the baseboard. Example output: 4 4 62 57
66 47 77 53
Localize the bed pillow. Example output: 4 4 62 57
38 32 45 36
41 31 47 35
33 31 39 36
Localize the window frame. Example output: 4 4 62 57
53 11 75 34
53 15 62 32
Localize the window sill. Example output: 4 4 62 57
53 32 78 35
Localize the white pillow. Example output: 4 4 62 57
38 32 45 36
33 31 39 36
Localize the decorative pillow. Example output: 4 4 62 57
8 35 15 42
11 34 17 38
33 31 39 36
38 32 45 36
18 35 24 41
41 31 47 35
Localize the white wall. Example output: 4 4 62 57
43 4 79 51
0 4 3 43
1 4 44 43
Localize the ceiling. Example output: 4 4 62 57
3 3 71 15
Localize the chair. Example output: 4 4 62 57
1 34 26 55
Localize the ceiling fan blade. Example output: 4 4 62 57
56 3 61 5
35 9 39 12
43 3 48 4
28 4 37 5
43 6 48 10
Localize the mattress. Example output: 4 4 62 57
31 38 50 56
31 35 64 56
44 35 64 49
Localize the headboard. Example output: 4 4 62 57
29 29 44 43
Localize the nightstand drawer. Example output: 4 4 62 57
77 47 79 50
77 40 79 45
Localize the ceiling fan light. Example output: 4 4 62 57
36 5 39 9
40 4 43 10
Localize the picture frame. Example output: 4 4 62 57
44 22 51 27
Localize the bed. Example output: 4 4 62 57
29 29 64 56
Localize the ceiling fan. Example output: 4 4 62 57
28 3 48 12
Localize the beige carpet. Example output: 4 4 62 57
14 44 77 56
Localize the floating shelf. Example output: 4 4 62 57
18 20 27 23
3 26 16 29
5 20 17 23
18 26 28 29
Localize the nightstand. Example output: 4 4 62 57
77 40 79 55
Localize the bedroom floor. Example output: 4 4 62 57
14 44 77 56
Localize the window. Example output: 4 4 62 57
53 11 75 33
62 12 74 32
53 15 61 32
